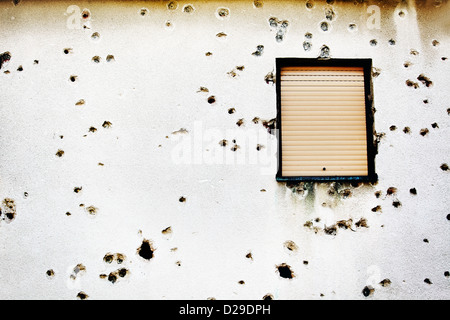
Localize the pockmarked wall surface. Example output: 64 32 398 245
0 0 449 300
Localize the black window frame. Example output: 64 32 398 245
275 58 377 183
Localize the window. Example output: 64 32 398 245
275 58 377 182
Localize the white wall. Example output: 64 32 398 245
0 0 449 300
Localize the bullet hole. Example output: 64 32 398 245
447 214 450 221
440 163 449 171
340 189 352 198
196 87 209 94
228 108 235 114
319 45 331 59
260 189 266 192
172 128 188 135
253 0 263 8
103 253 114 264
205 52 213 57
306 0 315 9
268 17 278 28
91 32 100 41
12 0 20 5
238 280 245 285
77 292 89 300
92 56 101 63
326 0 335 4
262 118 276 134
252 45 264 57
69 75 77 83
370 39 378 46
432 39 440 47
106 55 115 62
404 61 411 68
75 99 85 106
303 41 312 51
264 71 275 84
371 205 382 212
102 121 112 128
55 149 65 157
256 144 264 151
164 20 173 29
410 49 419 56
424 278 432 285
1 198 16 222
276 263 294 279
46 269 55 278
140 8 149 16
66 212 71 216
389 125 397 131
417 74 433 87
355 218 368 228
423 99 429 104
398 10 406 18
448 108 450 116
386 187 397 196
431 122 439 129
227 69 237 78
81 8 90 19
388 39 396 45
423 238 429 243
324 7 335 21
175 261 182 267
236 65 245 71
137 239 154 260
403 127 411 134
167 1 178 10
216 32 228 39
379 279 391 287
336 219 353 230
179 196 186 202
263 294 273 300
162 226 172 236
70 263 86 280
183 4 195 14
324 225 337 236
392 200 402 208
17 65 23 72
85 205 98 215
348 23 357 31
420 128 429 136
362 286 374 297
284 240 298 252
34 60 39 65
231 145 240 152
409 188 417 195
406 80 419 89
246 252 253 260
236 119 244 127
442 57 448 61
74 186 82 193
372 67 381 78
320 21 329 32
207 96 216 104
216 7 230 19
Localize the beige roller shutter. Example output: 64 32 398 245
280 66 368 177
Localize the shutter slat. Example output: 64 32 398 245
280 75 364 81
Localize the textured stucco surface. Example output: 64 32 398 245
0 0 449 300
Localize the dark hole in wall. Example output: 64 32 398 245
276 263 294 279
137 239 154 260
